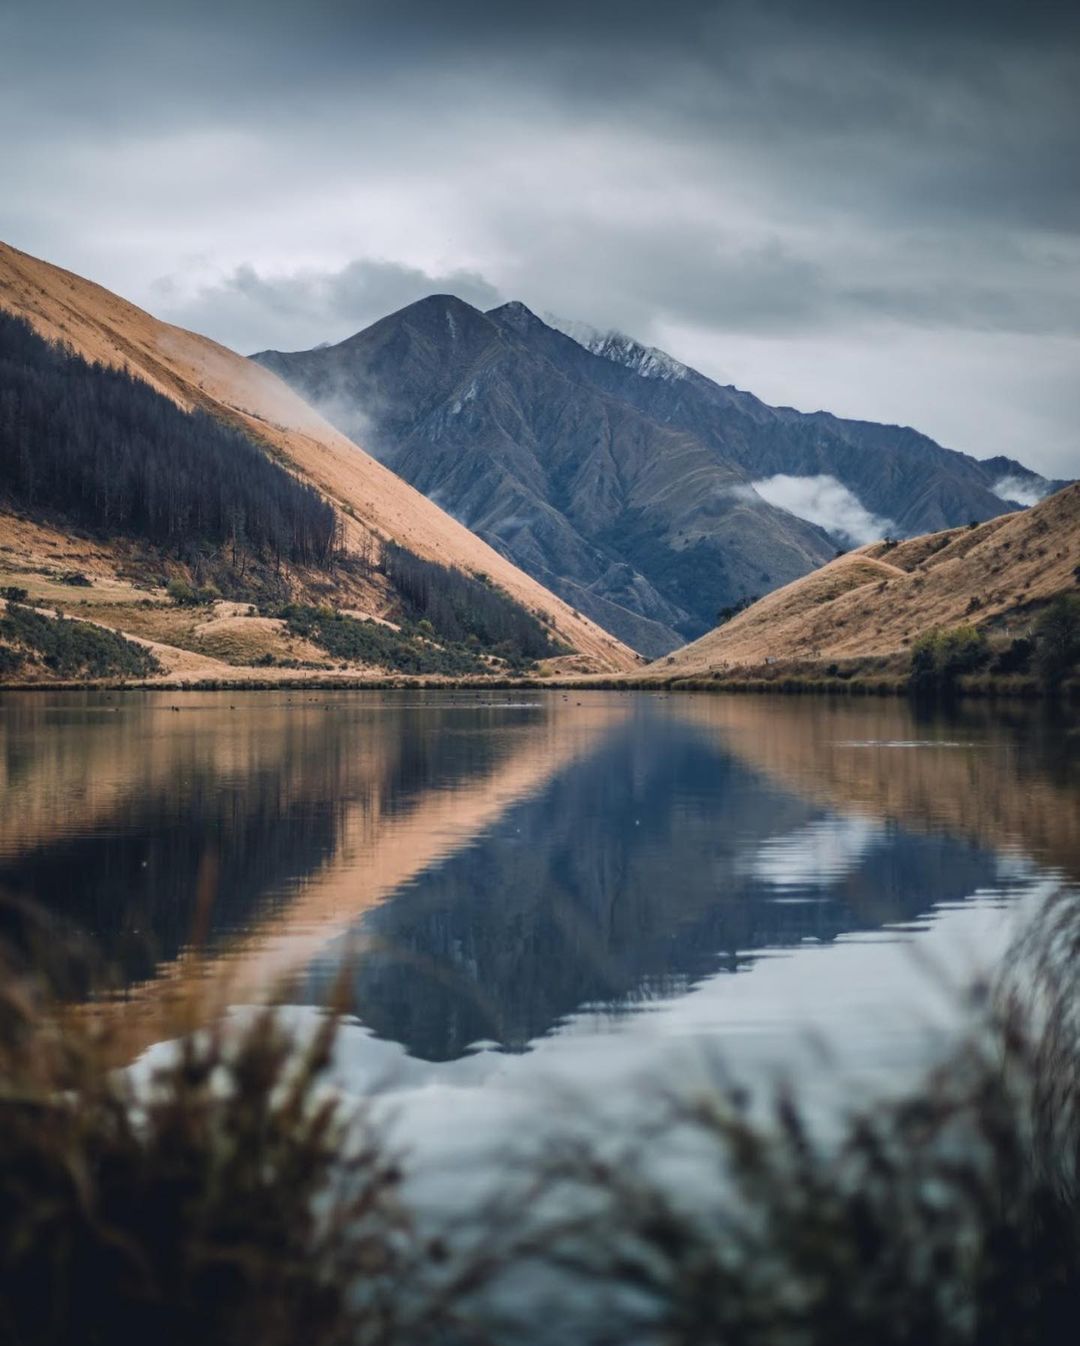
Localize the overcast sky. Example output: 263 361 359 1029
1 0 1077 476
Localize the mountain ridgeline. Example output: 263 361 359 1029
254 298 1058 657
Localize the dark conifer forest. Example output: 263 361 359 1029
382 542 563 661
0 311 337 565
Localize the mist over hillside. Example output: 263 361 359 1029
256 300 1062 657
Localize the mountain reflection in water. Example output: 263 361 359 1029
0 691 1075 1066
300 712 1007 1060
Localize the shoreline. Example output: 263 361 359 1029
0 671 1075 701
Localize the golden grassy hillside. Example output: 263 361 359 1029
653 482 1079 677
0 241 637 676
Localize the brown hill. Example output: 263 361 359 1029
0 241 637 676
652 482 1080 677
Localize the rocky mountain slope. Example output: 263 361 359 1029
255 300 838 656
649 482 1079 676
551 317 1066 537
0 242 636 678
255 299 1060 657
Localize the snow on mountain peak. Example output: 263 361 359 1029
543 313 689 383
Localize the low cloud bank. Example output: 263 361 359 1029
748 474 895 546
992 475 1050 508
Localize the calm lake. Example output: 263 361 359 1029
2 689 1078 1160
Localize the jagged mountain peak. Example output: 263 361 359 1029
543 313 690 384
486 299 542 328
253 293 493 363
398 292 479 317
373 292 489 343
590 332 690 384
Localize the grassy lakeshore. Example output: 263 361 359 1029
0 666 1075 699
3 597 1077 698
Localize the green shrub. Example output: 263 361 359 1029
1 585 29 602
167 578 219 607
0 603 160 678
941 625 989 674
167 577 196 605
279 603 489 676
715 596 756 625
992 636 1034 675
910 625 988 693
0 644 23 676
1034 594 1080 690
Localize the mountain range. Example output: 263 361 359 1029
255 298 1062 656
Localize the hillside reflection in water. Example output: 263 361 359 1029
0 691 1075 1068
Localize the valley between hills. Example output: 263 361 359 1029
0 240 1076 696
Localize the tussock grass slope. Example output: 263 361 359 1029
654 483 1079 676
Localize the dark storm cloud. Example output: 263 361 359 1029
164 258 502 354
5 0 1076 230
0 0 1077 473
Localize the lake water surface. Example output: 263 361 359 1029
1 689 1077 1158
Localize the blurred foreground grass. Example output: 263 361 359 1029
2 890 1080 1345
